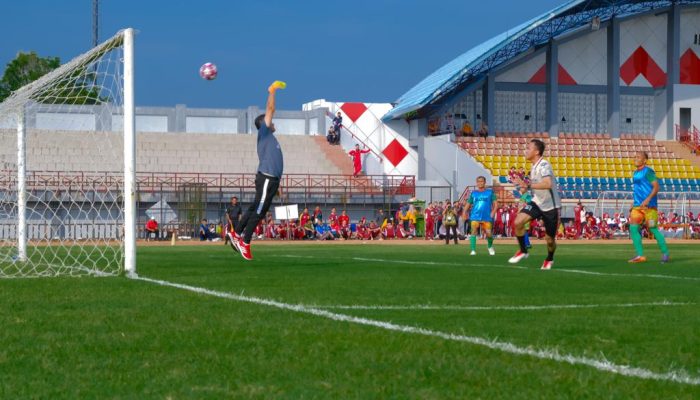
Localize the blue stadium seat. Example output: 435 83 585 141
499 176 508 184
566 177 576 185
591 177 600 186
583 177 592 185
575 177 583 185
591 191 600 199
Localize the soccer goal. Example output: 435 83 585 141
0 29 136 278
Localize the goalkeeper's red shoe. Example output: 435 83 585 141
541 260 553 270
508 251 529 264
239 241 253 261
226 232 239 253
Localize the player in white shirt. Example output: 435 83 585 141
509 139 561 270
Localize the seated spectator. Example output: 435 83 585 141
565 221 577 240
276 220 288 239
368 219 381 240
208 223 221 242
583 219 599 240
302 219 316 239
199 219 213 241
339 219 352 240
314 218 335 240
145 216 159 241
326 126 339 145
382 219 396 239
461 121 474 137
507 167 517 183
329 218 341 239
477 122 488 138
313 206 323 225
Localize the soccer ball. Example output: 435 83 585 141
199 62 218 80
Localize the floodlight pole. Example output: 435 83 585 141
92 0 99 47
123 28 136 277
17 110 27 262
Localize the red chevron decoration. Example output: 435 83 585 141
528 64 577 85
619 46 666 88
680 49 700 85
340 102 368 123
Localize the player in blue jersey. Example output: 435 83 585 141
464 176 498 255
628 151 670 264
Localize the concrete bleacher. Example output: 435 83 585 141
0 130 348 175
456 133 700 199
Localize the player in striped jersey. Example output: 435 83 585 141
509 139 561 270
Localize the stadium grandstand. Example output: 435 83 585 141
3 0 700 243
383 0 700 208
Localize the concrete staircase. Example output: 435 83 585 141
660 141 700 169
311 136 354 175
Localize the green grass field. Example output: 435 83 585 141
1 241 699 399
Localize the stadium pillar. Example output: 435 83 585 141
482 74 495 136
607 17 620 139
545 41 559 137
666 3 680 140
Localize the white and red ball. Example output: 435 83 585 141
199 62 218 80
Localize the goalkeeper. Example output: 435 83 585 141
229 81 286 261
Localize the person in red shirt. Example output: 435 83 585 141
338 210 350 227
264 212 276 239
313 206 323 224
355 217 368 239
565 221 577 240
328 207 338 226
276 220 288 239
583 219 599 240
508 205 518 237
339 219 352 240
348 144 371 177
145 217 159 241
494 207 504 236
382 219 396 239
368 220 381 240
424 203 435 240
299 207 311 227
573 201 582 238
599 220 612 239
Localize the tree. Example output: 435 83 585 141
0 52 60 102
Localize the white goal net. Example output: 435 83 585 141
0 29 135 278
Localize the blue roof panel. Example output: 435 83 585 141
382 0 679 121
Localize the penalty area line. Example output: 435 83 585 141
133 275 700 386
312 300 694 311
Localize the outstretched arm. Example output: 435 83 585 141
264 86 277 128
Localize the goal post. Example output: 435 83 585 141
0 28 136 278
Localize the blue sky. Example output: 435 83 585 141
0 0 562 110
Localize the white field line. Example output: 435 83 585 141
275 255 528 270
276 255 700 282
134 275 700 386
555 268 700 282
312 300 693 311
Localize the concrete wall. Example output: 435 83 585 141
421 135 491 201
674 84 700 130
10 103 327 136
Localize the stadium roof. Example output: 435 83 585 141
383 0 697 121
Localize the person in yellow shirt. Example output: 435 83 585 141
461 121 474 137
